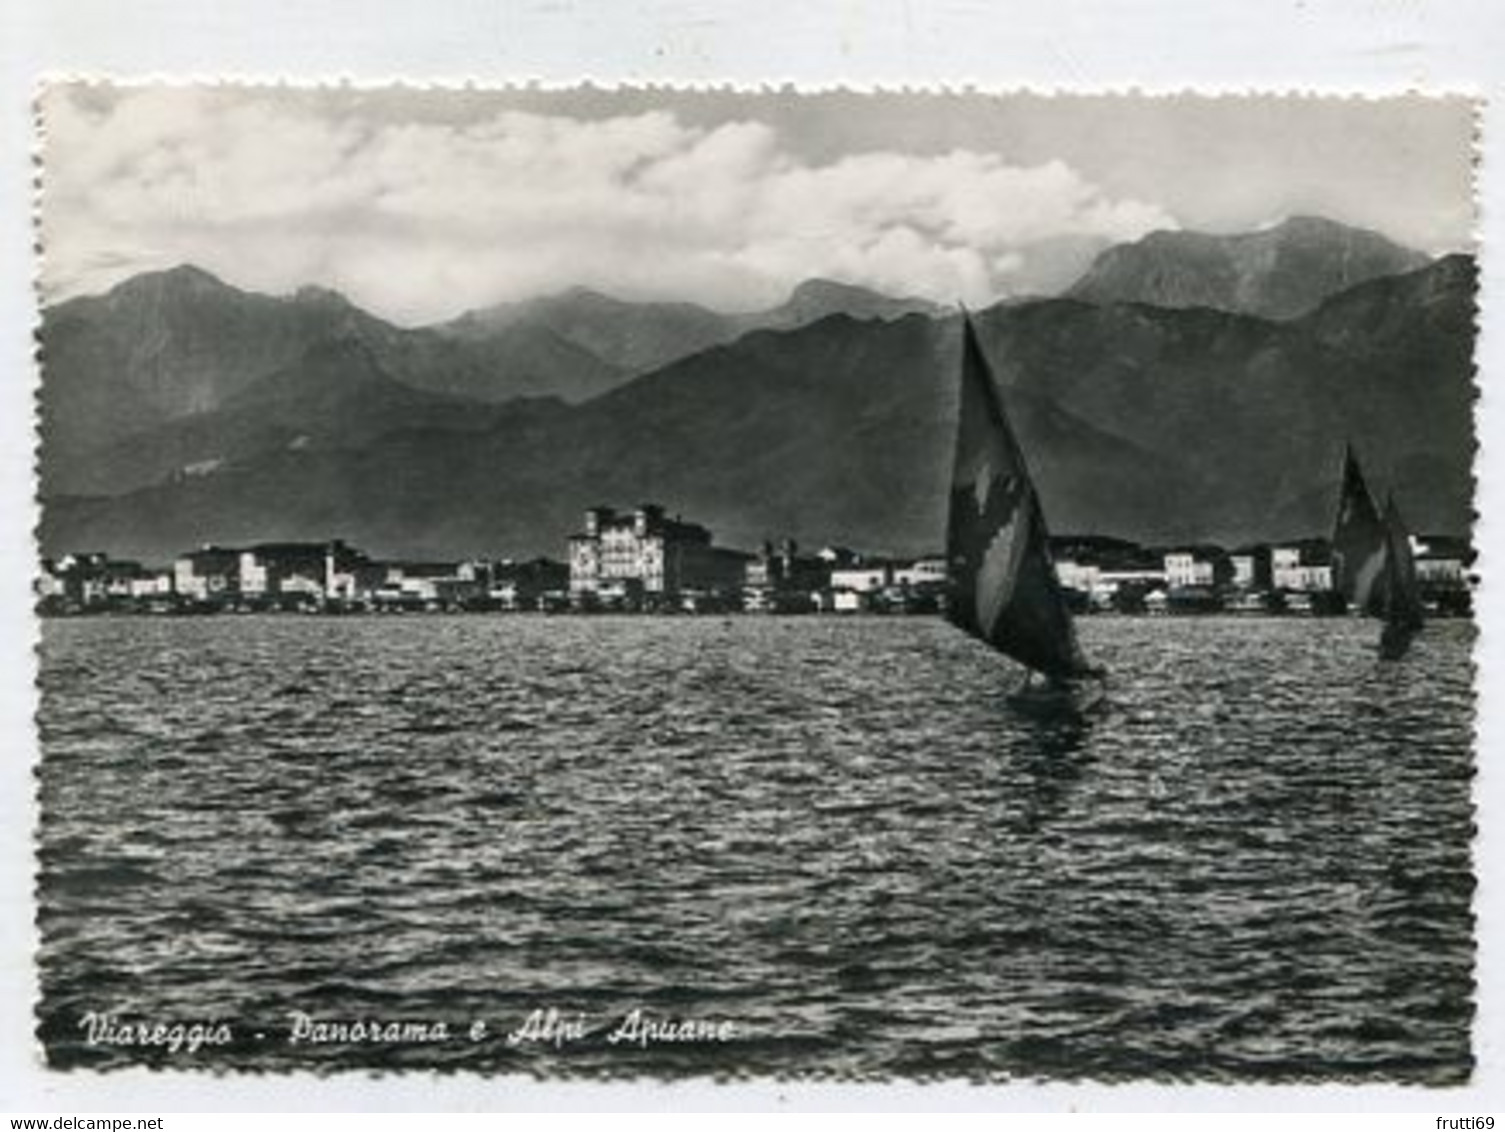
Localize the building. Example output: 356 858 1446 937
239 542 332 605
1163 547 1233 589
54 552 112 606
1158 546 1233 613
743 541 783 594
38 553 159 610
1413 535 1471 587
1271 543 1333 592
830 563 892 593
743 540 831 613
1052 538 1166 611
1164 551 1212 588
324 542 382 603
35 563 67 603
567 504 749 607
371 561 485 609
1228 546 1274 591
174 546 241 603
894 558 948 590
491 558 570 611
171 540 390 607
883 556 949 613
1055 559 1101 595
1411 535 1474 616
127 571 174 601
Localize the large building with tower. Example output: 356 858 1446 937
567 504 749 607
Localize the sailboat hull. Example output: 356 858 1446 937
1379 621 1421 661
1006 675 1107 717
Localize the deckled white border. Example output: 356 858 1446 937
2 0 1504 1113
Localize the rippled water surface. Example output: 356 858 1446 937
36 615 1475 1080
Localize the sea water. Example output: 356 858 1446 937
35 615 1475 1081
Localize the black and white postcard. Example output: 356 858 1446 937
26 82 1482 1088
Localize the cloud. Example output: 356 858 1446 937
40 86 1178 323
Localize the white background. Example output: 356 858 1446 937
2 0 1503 1113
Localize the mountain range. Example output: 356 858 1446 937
1067 215 1430 319
442 278 939 377
37 218 1477 563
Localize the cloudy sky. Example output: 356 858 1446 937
39 84 1477 325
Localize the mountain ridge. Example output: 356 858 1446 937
39 255 1477 564
437 276 941 377
1066 215 1431 319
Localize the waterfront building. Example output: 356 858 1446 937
491 558 570 611
745 539 827 589
1163 547 1233 589
882 556 949 613
39 552 156 609
174 546 241 603
324 542 381 603
1055 559 1100 595
127 571 174 601
568 504 749 606
1097 567 1168 588
371 560 486 608
830 563 892 593
239 542 332 603
101 561 153 600
894 558 948 589
1050 537 1168 610
743 541 784 598
1413 535 1471 587
172 540 384 606
56 552 111 605
1410 535 1474 616
1056 561 1166 610
35 563 66 603
1415 555 1465 587
1271 544 1334 592
1164 551 1211 588
1229 546 1274 590
743 540 830 613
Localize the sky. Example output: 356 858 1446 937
38 84 1478 325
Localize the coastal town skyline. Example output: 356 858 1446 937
39 498 1476 620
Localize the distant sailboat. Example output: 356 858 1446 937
1329 443 1423 658
1378 492 1425 659
945 314 1104 713
1330 444 1387 617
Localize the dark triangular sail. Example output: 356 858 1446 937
1331 444 1387 616
946 315 1093 681
1381 493 1425 634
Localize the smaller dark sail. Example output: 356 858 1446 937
1379 492 1424 658
946 315 1094 682
1331 444 1387 616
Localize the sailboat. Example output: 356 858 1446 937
945 313 1105 713
1378 492 1425 659
1330 444 1388 618
1328 443 1424 658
